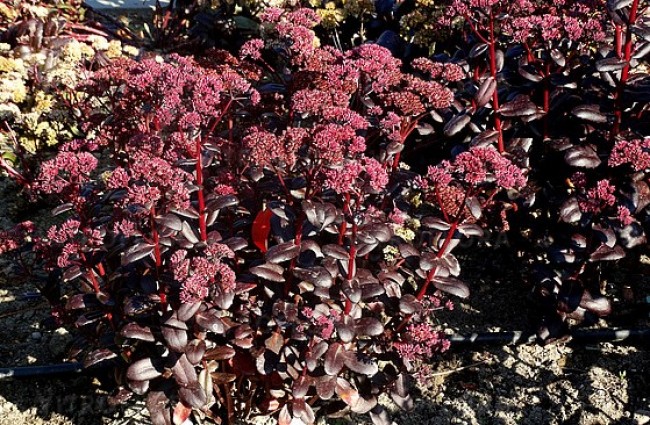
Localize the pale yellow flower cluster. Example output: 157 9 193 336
0 25 134 156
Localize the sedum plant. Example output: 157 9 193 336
19 8 526 425
0 0 139 188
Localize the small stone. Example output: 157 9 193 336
31 331 42 340
634 410 650 425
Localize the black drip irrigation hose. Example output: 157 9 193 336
0 327 647 381
449 327 650 346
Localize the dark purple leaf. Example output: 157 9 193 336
65 293 95 310
162 317 188 352
367 224 392 243
195 309 227 333
592 224 617 247
171 353 199 387
51 202 74 216
126 357 163 381
155 214 182 231
180 221 199 245
185 339 206 365
223 236 248 251
475 77 496 107
571 105 609 123
292 398 315 424
419 252 439 271
315 375 337 400
250 263 285 282
370 405 391 425
471 130 499 147
416 122 434 135
351 396 378 414
206 194 239 211
128 379 150 395
469 43 488 58
170 206 200 219
399 294 422 314
177 302 201 322
336 315 356 343
466 196 482 219
306 341 328 371
398 243 420 258
560 197 582 223
293 266 334 288
179 385 207 409
550 49 566 67
595 57 627 72
444 114 470 136
322 244 350 260
564 145 601 168
303 200 337 230
84 348 117 368
203 345 236 360
432 276 470 298
266 242 301 264
421 216 451 231
499 95 538 117
344 352 378 376
580 293 612 316
342 278 361 303
62 266 83 282
120 323 155 342
618 222 646 248
390 391 414 410
324 343 346 375
335 378 360 407
121 242 155 265
589 244 625 262
209 371 237 384
146 391 171 425
518 64 543 82
354 317 384 336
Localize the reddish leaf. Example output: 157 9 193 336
172 402 192 425
252 208 273 253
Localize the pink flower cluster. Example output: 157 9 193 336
325 158 389 194
440 0 606 46
33 149 98 195
609 138 650 171
579 179 616 214
427 147 527 190
394 323 450 361
172 244 237 304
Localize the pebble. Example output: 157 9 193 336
30 331 42 340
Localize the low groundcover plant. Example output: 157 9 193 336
0 7 528 425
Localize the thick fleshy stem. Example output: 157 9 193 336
195 136 208 242
612 0 640 138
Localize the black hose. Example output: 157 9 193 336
0 362 83 381
449 327 650 346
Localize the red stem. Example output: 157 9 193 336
195 137 207 242
415 221 459 300
613 0 640 138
